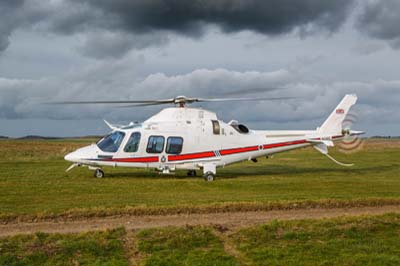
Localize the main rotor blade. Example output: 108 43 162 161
45 95 297 107
48 99 174 104
116 102 173 108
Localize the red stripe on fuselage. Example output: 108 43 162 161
219 145 259 155
168 151 215 162
263 139 307 149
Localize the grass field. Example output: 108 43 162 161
0 139 399 218
0 227 127 266
232 213 400 266
137 226 237 265
2 214 400 265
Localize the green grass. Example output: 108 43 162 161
232 213 400 266
0 139 399 217
0 228 127 266
2 214 400 265
137 226 238 266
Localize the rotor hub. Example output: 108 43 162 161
173 96 197 107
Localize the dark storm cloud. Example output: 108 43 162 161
357 0 400 48
0 0 52 54
50 0 357 58
0 0 25 53
67 0 355 36
0 0 357 58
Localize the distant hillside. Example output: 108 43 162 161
0 136 8 139
17 135 61 140
370 136 400 139
15 135 102 140
70 135 102 139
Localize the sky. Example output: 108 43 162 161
0 0 399 137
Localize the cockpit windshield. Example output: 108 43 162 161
124 132 141 152
97 131 125 152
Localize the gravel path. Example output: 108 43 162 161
1 205 399 237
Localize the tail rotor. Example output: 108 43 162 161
338 111 365 154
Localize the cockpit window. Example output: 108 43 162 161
97 131 125 152
124 132 141 153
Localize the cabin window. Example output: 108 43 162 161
166 137 183 154
211 120 220 135
97 131 125 152
124 132 141 152
146 136 165 153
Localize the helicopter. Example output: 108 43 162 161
62 94 364 181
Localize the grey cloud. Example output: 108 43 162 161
0 59 141 119
357 0 400 49
1 66 399 132
134 68 295 99
77 31 169 59
0 67 295 121
351 41 385 55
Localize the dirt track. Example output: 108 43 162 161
1 205 400 237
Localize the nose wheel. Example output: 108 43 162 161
94 169 105 178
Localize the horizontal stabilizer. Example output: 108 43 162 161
313 143 329 154
349 130 365 136
307 139 334 147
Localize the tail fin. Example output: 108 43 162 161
318 94 357 135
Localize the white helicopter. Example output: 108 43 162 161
63 94 364 181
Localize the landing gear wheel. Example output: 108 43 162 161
187 170 197 177
203 172 215 182
94 169 104 178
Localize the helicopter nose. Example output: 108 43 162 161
64 144 98 163
64 152 77 162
